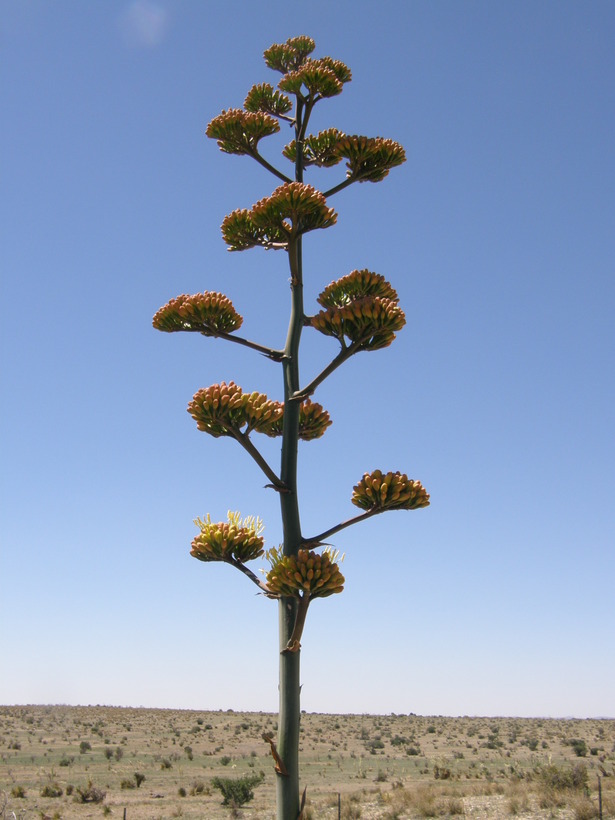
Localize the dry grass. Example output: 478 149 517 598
0 706 613 818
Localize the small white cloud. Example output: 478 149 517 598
119 0 168 48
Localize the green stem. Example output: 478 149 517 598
212 330 285 361
232 430 285 491
323 175 357 198
291 341 360 401
225 556 273 594
252 149 292 184
276 99 306 820
302 507 382 547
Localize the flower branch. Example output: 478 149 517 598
232 429 287 492
225 555 275 595
291 342 360 401
215 329 285 361
302 508 382 548
252 149 293 183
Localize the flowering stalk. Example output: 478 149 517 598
155 36 428 820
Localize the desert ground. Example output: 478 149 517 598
1 706 613 819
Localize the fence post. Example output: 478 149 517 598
338 792 341 820
598 776 602 820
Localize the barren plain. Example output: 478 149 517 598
1 706 613 819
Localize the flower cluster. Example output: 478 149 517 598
263 36 351 101
311 296 405 351
337 135 406 183
268 398 332 441
263 36 316 74
206 108 280 155
352 470 430 512
152 292 243 336
266 548 344 599
283 128 345 168
244 83 293 118
187 382 283 438
191 512 265 563
311 269 405 351
317 269 399 308
278 58 350 99
222 183 336 251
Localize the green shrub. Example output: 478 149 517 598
11 785 26 798
570 739 588 757
41 783 63 797
534 762 589 792
220 754 232 766
211 772 264 807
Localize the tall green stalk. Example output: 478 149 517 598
276 101 305 814
154 35 429 820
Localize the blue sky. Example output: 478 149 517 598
1 1 613 718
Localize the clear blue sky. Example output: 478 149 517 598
1 1 613 718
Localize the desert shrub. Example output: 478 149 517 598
120 778 136 789
190 779 207 796
375 770 388 782
104 747 113 760
406 745 421 756
433 764 451 780
65 784 74 795
572 797 600 820
79 740 91 754
178 786 187 797
445 797 464 816
134 772 146 788
11 785 26 798
390 735 408 746
74 780 106 803
184 745 193 760
570 739 588 757
211 772 264 807
220 754 232 766
41 783 63 797
160 757 172 769
341 797 362 819
535 762 589 792
114 746 123 761
507 784 530 815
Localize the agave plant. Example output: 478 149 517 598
154 35 429 820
